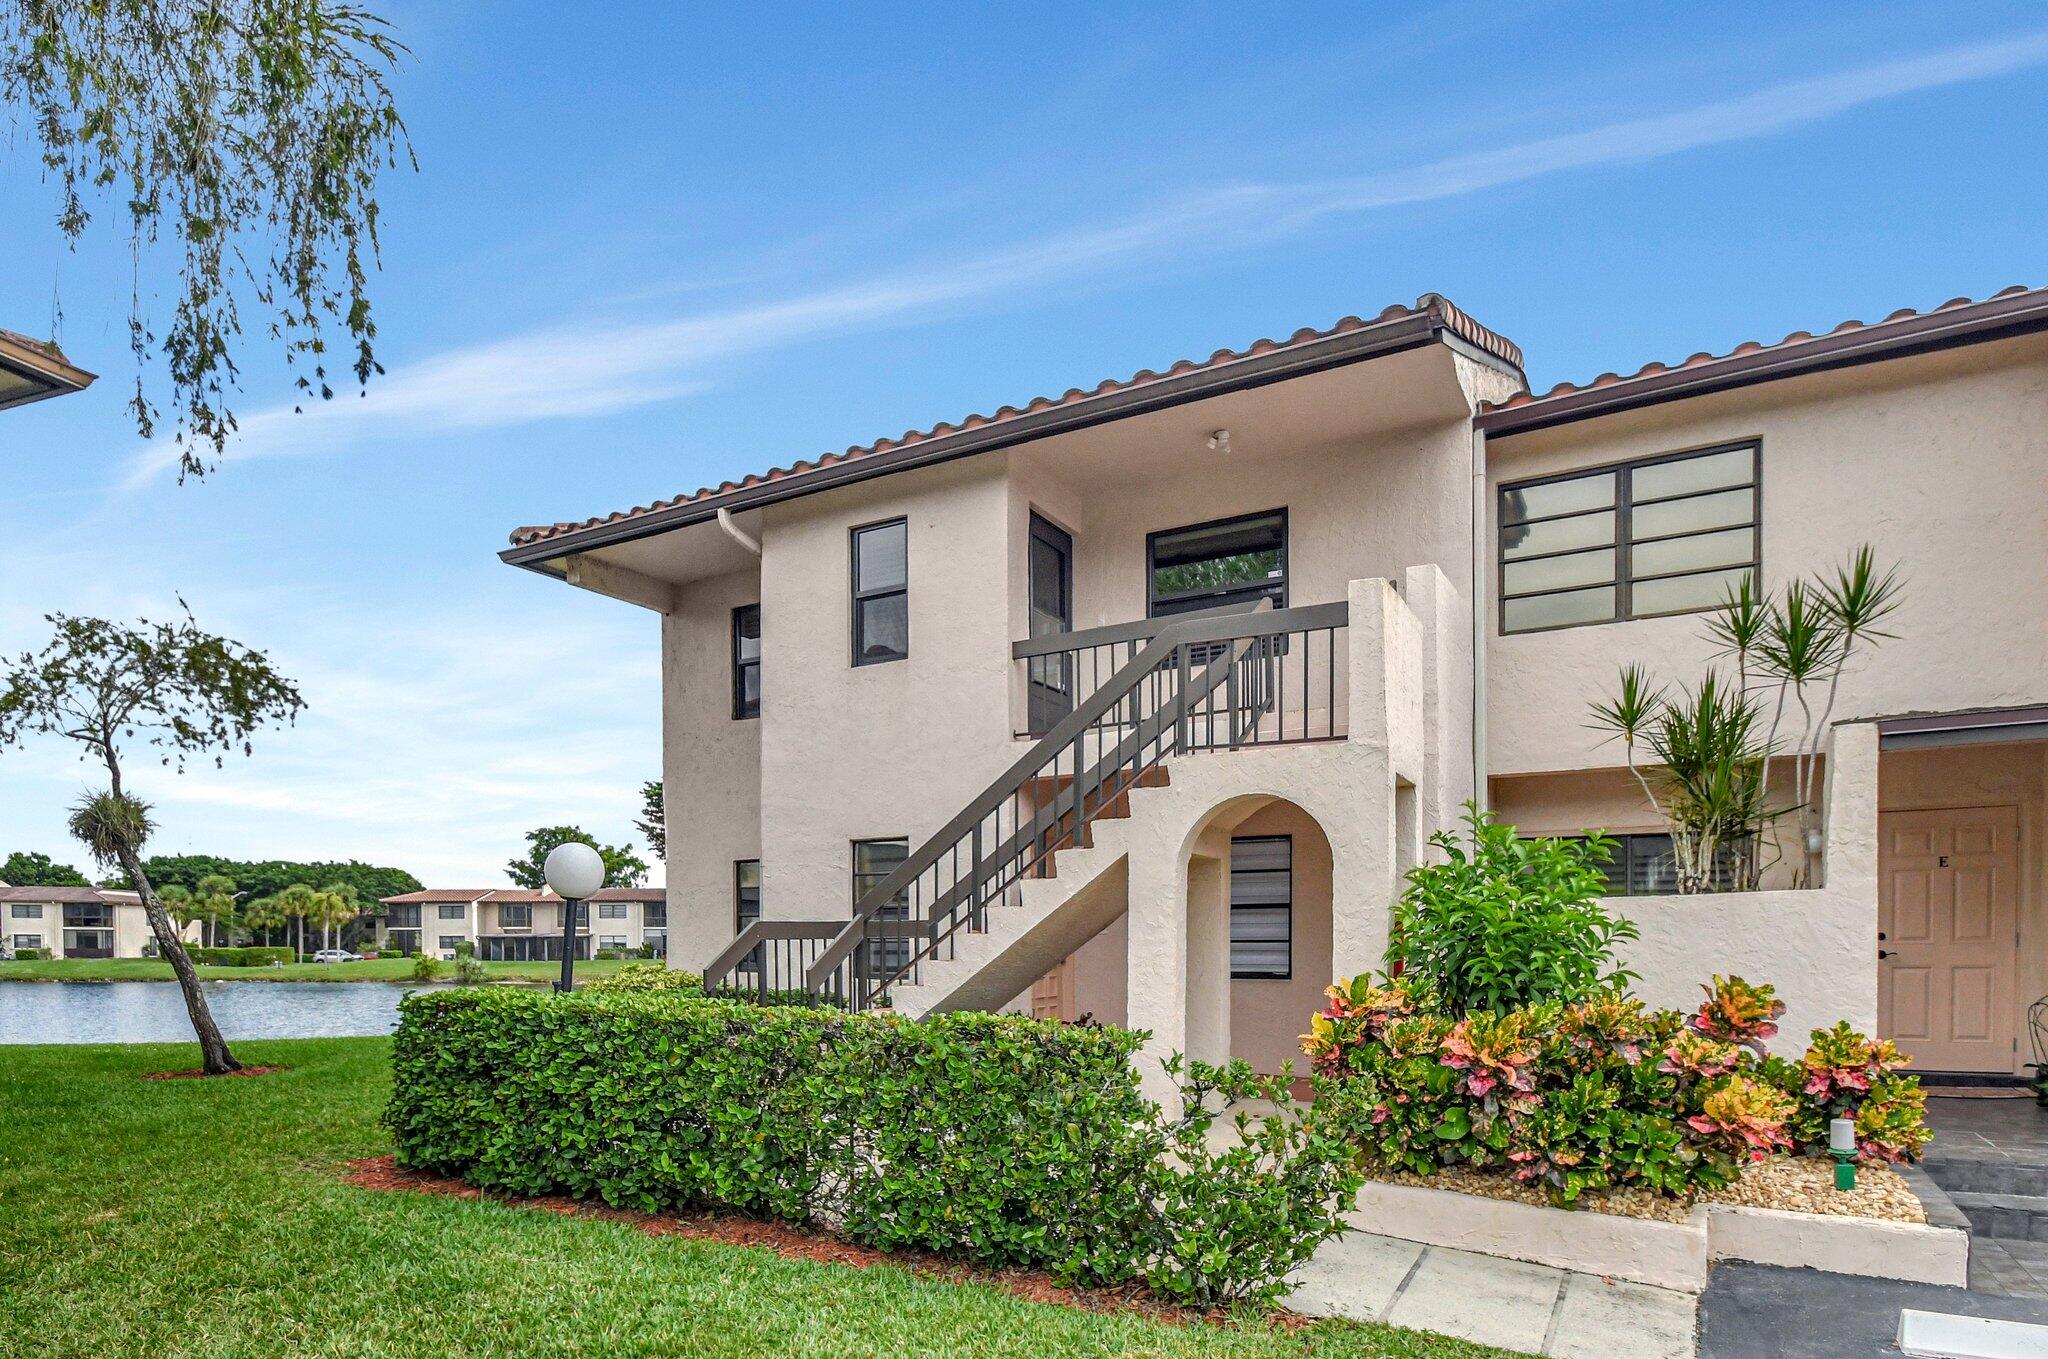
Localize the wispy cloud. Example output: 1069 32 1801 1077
116 27 2048 490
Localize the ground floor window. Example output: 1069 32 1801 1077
853 838 911 978
599 935 628 951
1229 835 1293 978
385 929 421 955
477 935 591 962
437 935 464 952
643 928 666 958
12 933 42 951
1542 832 1743 895
62 928 114 956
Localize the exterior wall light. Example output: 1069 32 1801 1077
543 842 606 993
1207 428 1231 456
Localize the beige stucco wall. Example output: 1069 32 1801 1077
1612 722 1882 1053
663 566 763 968
1485 333 2048 778
755 455 1019 929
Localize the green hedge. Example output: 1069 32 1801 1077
8 947 43 961
387 989 1154 1270
187 946 296 967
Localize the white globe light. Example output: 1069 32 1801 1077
543 841 606 901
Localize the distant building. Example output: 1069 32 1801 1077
0 886 199 958
375 887 667 961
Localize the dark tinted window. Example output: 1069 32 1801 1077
732 604 761 718
1149 510 1286 617
851 521 909 664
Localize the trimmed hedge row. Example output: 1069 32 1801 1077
187 946 297 967
387 989 1156 1269
385 989 1358 1305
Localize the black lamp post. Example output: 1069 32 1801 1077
542 842 606 993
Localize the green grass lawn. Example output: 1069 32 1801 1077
0 956 641 984
0 1038 1526 1359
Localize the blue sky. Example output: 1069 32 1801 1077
3 3 2045 885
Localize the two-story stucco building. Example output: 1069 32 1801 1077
502 285 2048 1094
376 887 669 961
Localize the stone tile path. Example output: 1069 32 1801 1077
1290 1231 1697 1359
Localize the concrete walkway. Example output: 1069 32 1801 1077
1289 1230 1697 1358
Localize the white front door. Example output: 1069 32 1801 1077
1878 805 2021 1073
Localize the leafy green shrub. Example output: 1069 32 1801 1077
241 946 294 966
386 989 1353 1307
451 955 487 986
410 953 444 982
1107 1056 1362 1307
1387 808 1636 1015
580 964 702 994
1307 971 1931 1206
8 947 43 961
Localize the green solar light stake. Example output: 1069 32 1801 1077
1829 1116 1858 1191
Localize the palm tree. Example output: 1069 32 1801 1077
277 883 317 960
241 895 286 948
193 873 237 946
313 882 360 954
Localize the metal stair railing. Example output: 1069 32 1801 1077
802 599 1350 1009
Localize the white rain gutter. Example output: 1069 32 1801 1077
716 507 762 556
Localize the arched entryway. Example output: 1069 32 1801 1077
1027 793 1336 1082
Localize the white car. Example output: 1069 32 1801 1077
311 949 362 964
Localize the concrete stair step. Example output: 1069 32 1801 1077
1923 1157 2048 1198
1950 1190 2048 1241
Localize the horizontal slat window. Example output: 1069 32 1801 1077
1499 442 1758 634
1229 835 1292 979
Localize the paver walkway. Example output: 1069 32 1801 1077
1289 1230 1697 1358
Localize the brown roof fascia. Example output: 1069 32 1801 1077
1476 285 2048 436
0 329 96 411
500 300 1521 570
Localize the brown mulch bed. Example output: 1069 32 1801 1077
141 1065 289 1080
342 1156 1294 1329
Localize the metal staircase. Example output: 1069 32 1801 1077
701 598 1348 1011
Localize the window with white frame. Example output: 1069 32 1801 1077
437 903 467 920
1498 442 1759 634
598 900 628 919
11 903 43 919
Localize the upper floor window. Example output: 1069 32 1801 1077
851 519 908 665
1149 509 1287 617
10 903 42 919
385 904 421 928
732 603 761 718
598 900 628 919
1498 442 1759 634
498 902 532 929
437 903 467 920
1229 835 1293 979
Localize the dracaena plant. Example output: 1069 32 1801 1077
1591 549 1903 891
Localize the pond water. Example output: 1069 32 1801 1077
0 980 441 1044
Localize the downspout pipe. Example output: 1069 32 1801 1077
716 507 762 556
1471 425 1489 811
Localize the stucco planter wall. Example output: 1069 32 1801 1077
1342 1177 1968 1294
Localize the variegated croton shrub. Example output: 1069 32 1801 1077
1305 974 1932 1206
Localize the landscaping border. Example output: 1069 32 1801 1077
1342 1178 1967 1292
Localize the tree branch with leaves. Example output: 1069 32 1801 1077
2 0 413 479
0 608 304 1073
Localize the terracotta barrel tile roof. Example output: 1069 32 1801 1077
507 294 1521 551
1477 283 2047 430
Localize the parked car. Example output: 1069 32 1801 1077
311 949 361 964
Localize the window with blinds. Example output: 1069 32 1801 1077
1229 835 1293 978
